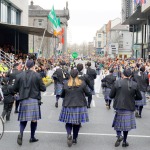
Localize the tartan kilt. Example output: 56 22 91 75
59 107 89 124
18 98 41 121
87 86 95 95
135 91 146 106
112 110 136 131
54 83 63 96
103 88 112 100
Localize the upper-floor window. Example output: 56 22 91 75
11 8 17 24
0 0 21 25
98 34 101 38
1 1 8 23
38 20 43 27
98 41 101 48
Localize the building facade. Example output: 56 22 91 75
95 24 106 56
110 23 132 58
106 18 121 57
122 0 150 60
29 1 70 58
0 0 28 25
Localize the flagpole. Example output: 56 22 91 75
39 28 46 58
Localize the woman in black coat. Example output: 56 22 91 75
101 68 116 109
59 69 91 147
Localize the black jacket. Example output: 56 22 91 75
86 67 97 87
52 68 70 84
101 74 116 89
2 84 14 103
109 78 142 111
78 72 94 90
133 72 149 92
61 81 91 107
13 70 46 101
7 69 22 85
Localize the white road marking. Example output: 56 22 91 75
92 100 96 107
4 131 150 138
43 92 47 96
95 94 103 99
96 94 100 98
51 92 54 96
42 92 55 96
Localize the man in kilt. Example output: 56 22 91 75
133 66 149 118
86 62 97 108
109 69 142 147
59 69 91 147
52 63 69 108
13 60 46 146
101 68 116 109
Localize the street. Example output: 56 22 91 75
0 62 150 150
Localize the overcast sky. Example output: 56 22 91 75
29 0 121 44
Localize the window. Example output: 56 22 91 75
0 1 21 24
11 8 17 24
98 34 101 38
1 1 8 23
119 41 123 48
98 41 101 48
38 20 43 27
16 11 21 25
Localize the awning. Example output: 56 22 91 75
0 22 54 37
122 6 150 25
122 7 145 25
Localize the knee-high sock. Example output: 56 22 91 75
15 101 20 111
108 100 112 107
88 95 92 105
20 121 27 136
73 124 80 139
56 95 60 102
135 105 139 111
105 99 108 104
139 106 143 116
31 122 37 139
123 131 128 142
116 131 122 137
65 123 72 135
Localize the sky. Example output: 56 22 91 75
29 0 121 44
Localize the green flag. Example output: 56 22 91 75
48 6 57 28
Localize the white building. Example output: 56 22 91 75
0 0 28 25
95 24 106 56
110 23 132 59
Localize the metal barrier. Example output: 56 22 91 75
0 49 14 69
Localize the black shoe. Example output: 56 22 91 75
115 136 123 147
138 115 142 118
87 105 91 108
55 102 58 108
79 124 82 128
29 138 39 143
73 139 77 144
17 134 23 146
67 135 73 147
14 110 19 114
135 111 139 118
122 142 129 147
